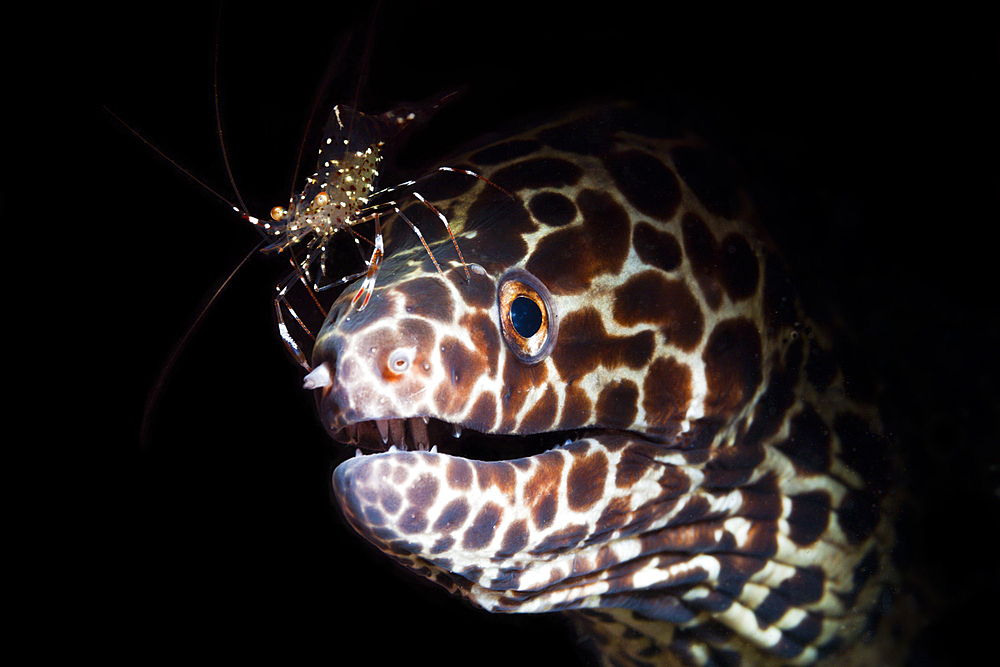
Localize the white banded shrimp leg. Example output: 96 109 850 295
273 265 324 371
377 166 515 282
273 255 362 370
331 197 454 311
347 217 384 310
291 165 514 316
319 206 434 312
339 166 515 305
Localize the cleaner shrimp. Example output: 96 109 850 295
247 97 513 369
113 24 511 375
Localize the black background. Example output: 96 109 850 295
85 2 996 664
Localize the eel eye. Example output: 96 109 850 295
498 269 557 364
510 296 542 338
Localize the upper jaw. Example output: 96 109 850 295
312 375 441 450
326 417 435 452
325 402 650 466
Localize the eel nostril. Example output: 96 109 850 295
388 348 413 375
303 361 333 390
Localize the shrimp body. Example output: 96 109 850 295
248 104 400 290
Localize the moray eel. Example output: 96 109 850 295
306 102 900 666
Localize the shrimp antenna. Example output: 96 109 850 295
139 240 264 452
103 106 242 215
213 3 250 216
283 0 382 207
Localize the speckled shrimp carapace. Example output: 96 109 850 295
304 102 907 667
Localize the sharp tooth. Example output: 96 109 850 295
421 416 429 424
388 444 399 453
375 419 389 444
389 419 406 449
430 445 438 454
354 448 363 458
452 423 462 438
409 417 430 451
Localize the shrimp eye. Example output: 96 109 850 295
314 192 330 207
498 269 557 364
270 206 286 222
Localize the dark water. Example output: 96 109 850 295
93 3 996 665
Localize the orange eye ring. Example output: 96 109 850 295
270 206 286 222
314 192 330 207
497 269 557 364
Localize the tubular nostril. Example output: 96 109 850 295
303 361 333 389
387 348 413 375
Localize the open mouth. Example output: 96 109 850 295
327 417 597 462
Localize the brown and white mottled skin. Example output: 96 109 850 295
308 103 902 666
